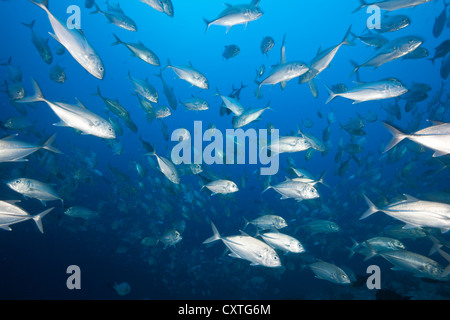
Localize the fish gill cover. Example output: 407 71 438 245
0 0 449 301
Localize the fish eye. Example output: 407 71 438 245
273 256 278 260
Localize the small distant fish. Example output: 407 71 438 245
223 45 240 60
65 206 98 220
159 229 182 248
309 261 351 285
260 36 275 56
49 64 66 83
433 0 449 38
21 20 53 64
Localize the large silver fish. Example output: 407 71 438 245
7 178 63 206
351 36 422 77
18 79 116 139
203 0 263 33
92 3 137 32
201 179 239 195
141 0 174 17
325 78 408 104
0 200 54 233
165 59 208 89
354 0 432 12
361 194 450 233
0 133 61 163
112 34 159 66
262 177 320 201
30 0 104 79
203 222 281 268
256 34 309 96
383 121 450 157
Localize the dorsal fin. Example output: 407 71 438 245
280 34 287 64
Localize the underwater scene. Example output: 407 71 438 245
0 0 449 301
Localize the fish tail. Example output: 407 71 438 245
202 18 211 34
32 207 54 234
203 221 221 244
162 58 172 71
318 171 330 189
383 122 409 153
21 20 35 29
437 248 450 277
92 85 102 97
111 33 123 46
91 2 102 14
349 60 360 80
18 78 46 104
42 133 63 154
29 0 50 13
324 84 338 104
362 241 378 261
352 0 368 13
261 185 272 194
341 25 355 46
360 193 379 220
428 235 443 256
347 238 359 258
0 56 12 66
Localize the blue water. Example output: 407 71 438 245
0 0 449 300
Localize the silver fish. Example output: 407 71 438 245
309 261 351 285
354 0 432 12
7 178 63 206
326 78 408 104
201 179 239 195
30 0 104 79
166 59 208 89
203 1 263 33
112 34 159 66
383 121 450 157
361 193 450 233
18 79 116 139
203 222 281 268
0 133 61 163
0 200 54 233
141 0 174 17
262 177 320 201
